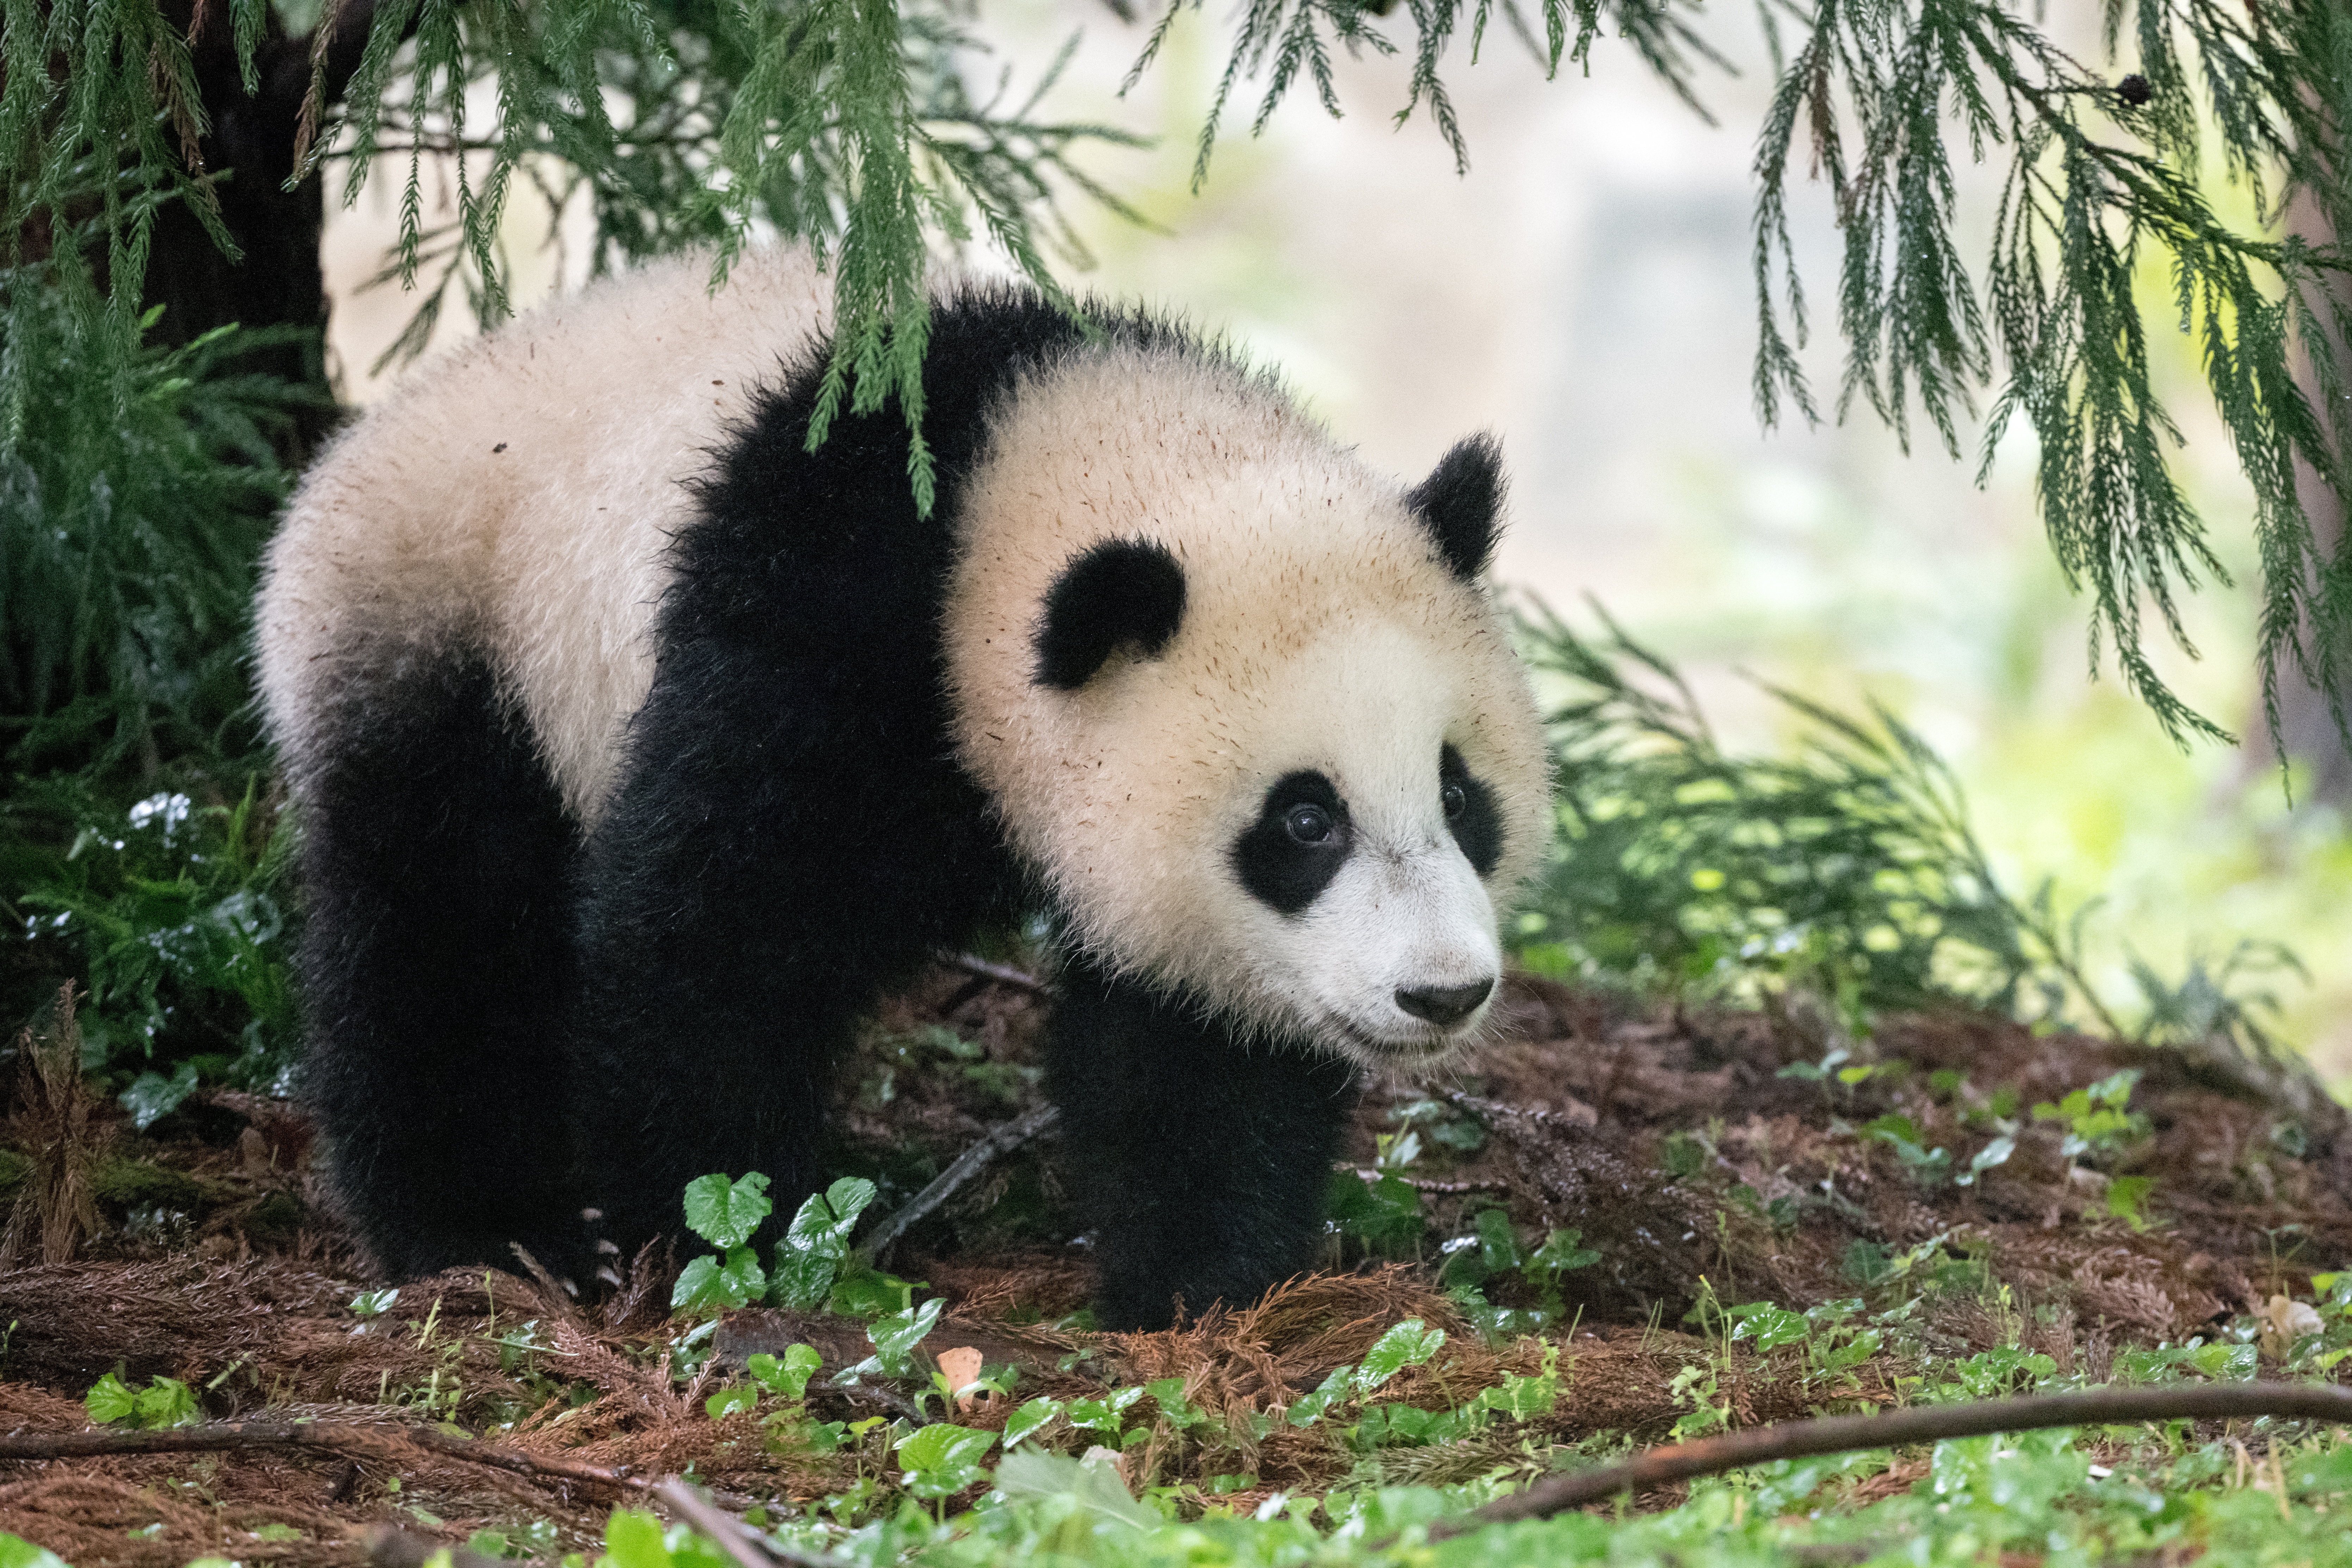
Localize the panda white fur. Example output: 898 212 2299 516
256 248 1549 1329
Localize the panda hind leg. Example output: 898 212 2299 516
291 648 589 1281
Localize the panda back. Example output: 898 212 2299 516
255 249 835 823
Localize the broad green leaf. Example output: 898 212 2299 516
1957 1135 2014 1186
682 1171 772 1251
993 1449 1157 1529
133 1375 198 1428
1143 1376 1207 1429
770 1178 878 1310
1529 1228 1601 1275
746 1345 822 1401
1287 1364 1356 1427
1472 1208 1522 1274
669 1256 721 1312
119 1059 200 1130
1729 1304 1809 1352
824 1264 914 1320
896 1421 997 1473
602 1508 671 1568
1066 1384 1145 1437
83 1370 137 1425
1002 1396 1062 1449
0 1536 72 1568
1355 1319 1444 1393
2105 1175 2156 1231
705 1385 759 1419
844 1296 943 1380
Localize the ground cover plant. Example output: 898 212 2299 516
6 632 2352 1565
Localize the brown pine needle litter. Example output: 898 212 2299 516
6 963 2352 1562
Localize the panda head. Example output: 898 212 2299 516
946 347 1551 1065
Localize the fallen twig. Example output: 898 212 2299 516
1340 1166 1510 1194
854 1102 1062 1269
941 953 1049 996
1428 1382 2352 1538
0 1419 747 1507
655 1477 856 1568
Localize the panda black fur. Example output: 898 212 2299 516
256 249 1549 1330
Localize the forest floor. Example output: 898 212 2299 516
5 966 2352 1566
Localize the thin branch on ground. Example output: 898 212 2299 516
940 952 1050 996
1429 1382 2352 1537
0 1420 746 1508
655 1477 856 1568
854 1101 1062 1269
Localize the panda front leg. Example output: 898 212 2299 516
1047 948 1358 1332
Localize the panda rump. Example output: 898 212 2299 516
254 249 1549 1330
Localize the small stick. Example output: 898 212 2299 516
1427 1382 2352 1538
0 1420 758 1505
940 953 1049 996
655 1477 855 1568
854 1102 1061 1269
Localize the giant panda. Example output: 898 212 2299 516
255 248 1549 1331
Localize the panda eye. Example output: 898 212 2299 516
1284 804 1335 845
1441 782 1467 820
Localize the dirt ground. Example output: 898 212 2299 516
5 966 2350 1564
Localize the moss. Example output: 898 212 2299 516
0 1146 25 1199
88 1159 225 1211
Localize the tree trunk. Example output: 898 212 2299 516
141 0 380 455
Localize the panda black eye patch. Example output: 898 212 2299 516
1441 744 1502 876
1232 771 1351 916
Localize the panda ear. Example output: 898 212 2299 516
1033 537 1189 690
1407 435 1507 582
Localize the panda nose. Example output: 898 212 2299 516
1394 978 1494 1028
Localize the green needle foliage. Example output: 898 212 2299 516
310 0 1143 508
1751 0 2352 749
1125 0 1718 190
1516 600 2115 1031
0 297 311 774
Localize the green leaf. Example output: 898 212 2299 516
1002 1396 1063 1449
1325 1170 1423 1252
669 1257 721 1313
746 1345 822 1401
1355 1319 1444 1393
672 1243 767 1315
133 1376 198 1428
770 1177 877 1311
83 1370 137 1426
119 1059 200 1131
1728 1304 1809 1352
1066 1384 1145 1438
705 1385 760 1420
0 1536 72 1568
896 1421 997 1474
2106 1175 2158 1231
844 1296 943 1380
681 1172 772 1251
1957 1135 2014 1187
993 1449 1157 1530
1287 1364 1356 1427
1143 1376 1208 1430
1528 1228 1602 1275
602 1508 671 1568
